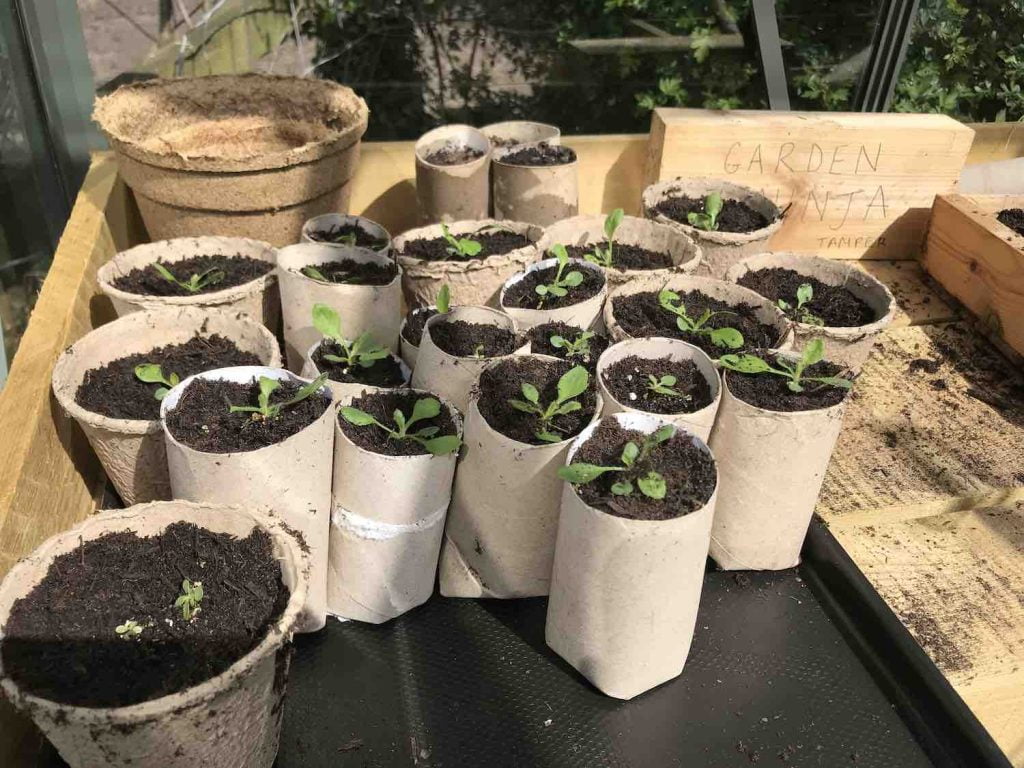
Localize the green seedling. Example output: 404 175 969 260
777 282 824 326
301 265 360 284
312 303 390 372
558 424 673 499
535 244 584 308
228 373 328 420
152 262 224 293
436 283 451 314
174 579 203 622
658 289 744 349
718 338 853 393
134 363 180 401
508 365 589 443
583 208 625 268
647 374 686 398
441 224 483 258
549 330 595 362
472 343 486 359
115 619 144 639
686 192 723 231
340 396 461 455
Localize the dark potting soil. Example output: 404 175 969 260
399 230 533 262
1 522 288 707
611 289 782 357
312 341 405 387
526 321 610 373
111 254 273 297
476 356 597 445
300 259 397 285
502 264 605 310
737 267 877 328
423 142 484 165
429 319 519 358
401 307 439 347
565 243 674 271
602 354 713 415
570 420 716 520
726 355 852 412
306 222 388 250
651 195 772 234
165 377 330 453
339 389 458 457
499 141 576 167
74 335 262 421
996 208 1024 237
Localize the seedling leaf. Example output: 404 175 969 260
637 471 667 500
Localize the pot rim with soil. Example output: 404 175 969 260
415 124 491 168
481 120 561 148
301 213 392 255
642 178 783 245
498 250 607 331
302 338 411 397
398 284 453 370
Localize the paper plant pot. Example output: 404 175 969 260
642 179 782 280
545 412 717 700
596 337 721 443
725 252 897 372
537 213 702 288
492 150 579 227
301 213 392 256
300 339 411 402
438 358 603 598
393 219 542 308
708 368 848 571
410 306 526 413
481 121 560 147
328 390 463 623
0 500 309 768
97 236 279 331
415 124 491 223
499 257 607 332
398 307 436 370
50 307 281 505
277 243 402 371
93 74 368 246
161 367 334 632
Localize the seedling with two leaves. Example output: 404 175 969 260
776 282 824 326
508 365 589 443
558 424 673 500
340 396 462 456
550 330 595 362
175 579 204 621
115 619 144 639
134 363 180 401
646 374 687 399
313 303 390 373
152 262 224 294
441 224 483 258
535 244 584 308
686 192 723 232
582 208 625 268
228 373 328 421
718 338 852 393
658 289 744 349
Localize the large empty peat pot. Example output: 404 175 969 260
93 74 369 246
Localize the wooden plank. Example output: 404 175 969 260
964 122 1024 166
645 108 975 260
853 260 957 327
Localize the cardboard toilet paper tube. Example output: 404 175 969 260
499 257 607 332
301 213 392 257
482 121 560 147
398 306 436 370
415 124 491 223
492 153 579 227
300 339 411 402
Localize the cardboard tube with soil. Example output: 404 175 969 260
499 257 607 332
300 339 411 402
301 213 392 256
0 500 308 768
50 307 281 505
545 412 717 700
398 306 439 370
415 125 491 223
481 121 560 148
491 145 579 227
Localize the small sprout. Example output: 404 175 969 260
718 338 853 393
558 424 673 500
334 232 358 246
583 208 624 268
441 224 483 258
472 343 486 359
151 262 225 294
658 289 744 349
312 303 390 372
436 283 451 314
228 373 328 420
535 244 584 308
646 374 687 398
686 192 723 231
340 396 461 455
507 365 589 443
174 579 204 622
134 363 180 401
115 619 144 639
549 330 595 362
302 265 357 284
777 282 824 326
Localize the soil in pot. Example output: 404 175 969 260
111 254 274 297
996 208 1024 237
301 259 397 285
75 335 262 421
165 377 330 453
312 341 405 387
569 419 716 520
651 195 773 234
502 264 604 310
726 355 852 412
1 521 288 707
424 142 485 165
401 308 439 347
499 142 576 167
736 267 877 327
612 290 781 356
307 223 388 250
565 243 674 271
526 321 610 372
602 355 713 414
429 319 519 358
476 357 597 445
399 229 533 262
339 389 458 457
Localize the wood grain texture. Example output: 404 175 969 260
853 260 957 327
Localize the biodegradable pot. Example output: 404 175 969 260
499 257 607 332
708 366 848 571
97 236 279 331
725 252 897 372
537 213 702 287
328 390 463 623
398 306 437 370
93 74 369 246
393 219 542 308
301 213 392 256
596 337 721 443
300 339 411 401
438 357 603 598
161 367 334 632
277 243 402 371
545 412 717 700
492 148 579 227
410 306 526 413
642 179 782 279
415 125 491 223
481 121 560 147
0 500 308 768
50 307 281 505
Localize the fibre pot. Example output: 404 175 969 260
414 124 491 222
93 74 369 246
328 390 463 623
301 213 392 256
0 500 308 768
161 367 334 632
481 121 560 148
50 307 281 505
545 412 717 700
642 178 782 279
491 147 579 226
300 339 411 402
499 257 607 331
